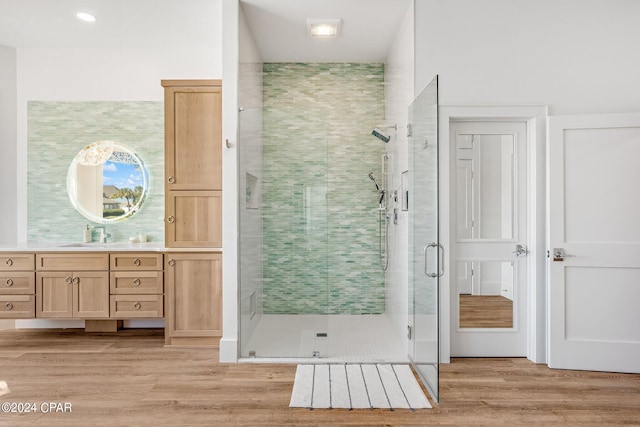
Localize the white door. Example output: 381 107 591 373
548 113 640 373
450 121 528 357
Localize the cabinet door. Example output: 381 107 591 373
73 271 109 318
165 190 222 248
165 253 222 346
164 83 222 190
36 272 74 318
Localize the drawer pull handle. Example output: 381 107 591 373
134 302 142 310
5 279 13 287
168 259 175 267
5 302 13 310
5 259 13 266
65 276 73 284
168 176 175 184
167 216 175 223
132 278 141 286
133 258 141 266
72 277 79 285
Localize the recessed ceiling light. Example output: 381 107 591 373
76 12 98 23
307 18 342 38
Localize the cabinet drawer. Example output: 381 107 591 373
110 253 163 271
0 253 34 271
110 295 163 318
0 272 35 295
0 295 35 318
110 271 163 294
36 253 109 271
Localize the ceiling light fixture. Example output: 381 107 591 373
307 18 342 38
76 12 98 23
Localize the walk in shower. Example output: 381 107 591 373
239 63 406 361
238 61 441 398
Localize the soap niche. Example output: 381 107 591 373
246 173 260 209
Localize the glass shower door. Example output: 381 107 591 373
408 76 440 401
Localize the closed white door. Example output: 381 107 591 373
450 121 528 356
548 113 640 373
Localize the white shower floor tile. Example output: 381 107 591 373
242 314 408 363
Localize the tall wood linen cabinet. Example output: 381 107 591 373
162 80 223 347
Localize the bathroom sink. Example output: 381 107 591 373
59 243 109 248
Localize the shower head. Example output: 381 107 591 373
371 129 391 143
368 172 380 191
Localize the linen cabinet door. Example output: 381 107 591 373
165 191 222 248
165 253 222 347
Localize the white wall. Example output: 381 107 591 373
415 0 640 114
384 2 414 354
220 0 240 362
0 44 17 244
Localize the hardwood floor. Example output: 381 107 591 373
459 294 513 328
0 329 638 426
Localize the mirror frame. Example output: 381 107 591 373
66 141 149 224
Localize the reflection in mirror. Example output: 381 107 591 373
67 141 149 223
457 133 515 240
457 261 514 328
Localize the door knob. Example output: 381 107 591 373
513 244 527 258
553 248 576 262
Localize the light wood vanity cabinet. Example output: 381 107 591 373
0 253 35 318
164 253 222 347
36 254 110 318
109 253 163 318
162 80 222 248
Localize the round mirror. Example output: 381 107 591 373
67 141 149 223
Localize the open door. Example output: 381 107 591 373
408 76 440 401
548 113 640 373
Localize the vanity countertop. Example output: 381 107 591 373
0 243 222 253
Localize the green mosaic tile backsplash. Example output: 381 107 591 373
27 101 164 243
262 63 386 314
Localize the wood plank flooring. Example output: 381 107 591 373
0 329 639 426
459 294 513 328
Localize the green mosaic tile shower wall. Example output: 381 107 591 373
27 102 164 243
262 63 386 314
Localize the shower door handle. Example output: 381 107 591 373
424 243 445 278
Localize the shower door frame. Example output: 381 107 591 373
408 75 441 402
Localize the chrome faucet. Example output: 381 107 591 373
91 226 111 243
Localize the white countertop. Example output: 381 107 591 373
0 242 222 252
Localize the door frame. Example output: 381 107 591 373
438 105 547 364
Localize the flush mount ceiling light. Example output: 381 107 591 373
307 18 342 38
76 11 98 23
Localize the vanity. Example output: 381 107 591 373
16 80 223 347
0 246 222 344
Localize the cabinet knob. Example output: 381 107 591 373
168 259 175 267
133 258 141 266
134 302 142 310
5 279 13 287
132 278 141 287
65 276 73 284
168 176 175 184
5 259 13 266
167 216 175 223
5 302 13 310
72 277 79 285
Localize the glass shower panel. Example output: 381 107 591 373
408 75 440 402
239 104 330 358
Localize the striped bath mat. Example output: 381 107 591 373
289 364 431 410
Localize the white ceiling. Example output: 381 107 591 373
0 0 220 48
0 0 411 62
241 0 412 62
